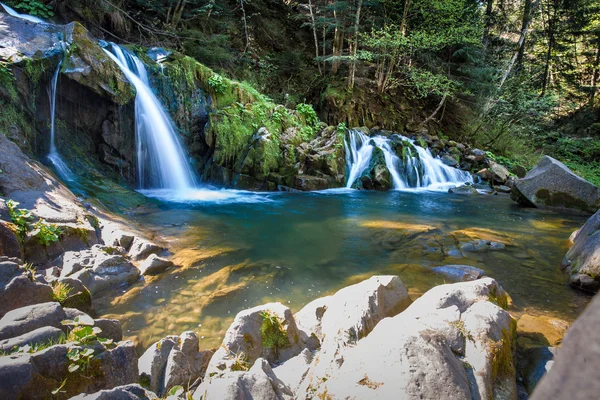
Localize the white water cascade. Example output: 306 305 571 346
103 43 196 192
345 129 473 190
1 2 45 23
46 60 74 181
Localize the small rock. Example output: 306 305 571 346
128 238 165 261
138 254 174 276
433 265 485 282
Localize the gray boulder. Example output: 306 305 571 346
0 260 21 289
128 238 165 261
0 275 54 318
521 346 558 394
0 353 35 400
511 156 600 213
562 209 600 292
0 220 22 259
531 293 600 400
94 319 123 342
0 326 64 352
138 254 174 276
0 302 67 340
433 265 485 282
72 384 157 400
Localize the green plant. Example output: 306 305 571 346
7 199 32 245
208 73 227 93
0 334 66 356
23 262 36 281
296 103 319 130
62 316 114 376
32 218 62 246
260 311 289 356
12 0 54 18
52 281 73 303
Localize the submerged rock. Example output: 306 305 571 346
562 209 600 292
433 265 485 281
511 156 600 213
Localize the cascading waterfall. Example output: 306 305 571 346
345 129 473 190
46 60 74 181
102 43 196 192
1 2 45 23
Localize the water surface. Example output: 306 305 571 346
97 190 589 350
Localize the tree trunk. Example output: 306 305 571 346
591 33 600 107
498 0 540 89
399 0 411 37
240 0 249 54
515 0 533 70
308 0 322 74
332 7 342 74
541 1 557 95
483 0 494 49
348 0 363 90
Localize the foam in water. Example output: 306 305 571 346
1 2 45 23
46 60 74 181
103 43 196 192
345 129 473 190
139 188 274 205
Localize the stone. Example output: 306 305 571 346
517 314 569 347
488 160 510 183
432 265 485 282
31 344 70 381
193 358 293 400
530 293 600 400
101 226 135 251
74 384 157 400
0 326 64 352
90 341 139 393
0 302 67 340
0 354 35 400
521 346 557 394
59 277 93 313
355 147 392 190
0 260 20 289
206 303 304 377
511 156 600 213
561 209 600 292
128 238 165 261
449 185 478 195
0 220 22 259
139 331 213 396
94 319 123 342
138 254 174 276
441 155 458 167
0 275 54 318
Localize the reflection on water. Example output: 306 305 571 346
97 190 590 351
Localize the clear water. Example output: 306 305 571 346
345 129 473 190
97 190 589 351
103 44 197 191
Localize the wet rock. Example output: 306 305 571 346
0 302 67 340
561 209 600 292
441 154 458 167
530 293 600 400
0 326 64 352
294 175 330 191
433 265 485 282
355 147 392 190
449 185 478 195
496 185 512 193
521 346 557 394
0 275 54 318
511 156 600 213
194 358 293 400
128 238 165 261
76 384 157 400
138 254 174 276
206 303 305 377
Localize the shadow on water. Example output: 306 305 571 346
97 189 590 350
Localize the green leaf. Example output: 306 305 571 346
68 363 80 373
168 386 185 396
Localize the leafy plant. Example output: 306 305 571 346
295 103 319 130
260 311 289 357
12 0 54 18
7 199 31 245
208 73 226 93
23 262 36 281
32 218 62 246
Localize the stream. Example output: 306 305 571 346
97 189 589 351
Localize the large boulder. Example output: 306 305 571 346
355 147 392 190
139 331 213 396
511 156 600 213
0 326 64 352
0 275 54 318
531 293 600 400
0 302 67 340
562 209 600 292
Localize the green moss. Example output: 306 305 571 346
489 321 516 383
535 188 596 212
489 286 509 310
260 311 290 357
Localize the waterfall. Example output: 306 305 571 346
345 129 473 190
103 43 196 192
1 2 45 23
46 60 74 181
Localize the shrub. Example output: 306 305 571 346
260 311 289 357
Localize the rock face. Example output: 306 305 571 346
0 275 54 318
531 293 600 400
0 302 68 341
194 276 513 400
511 156 600 213
139 331 213 396
562 209 600 292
